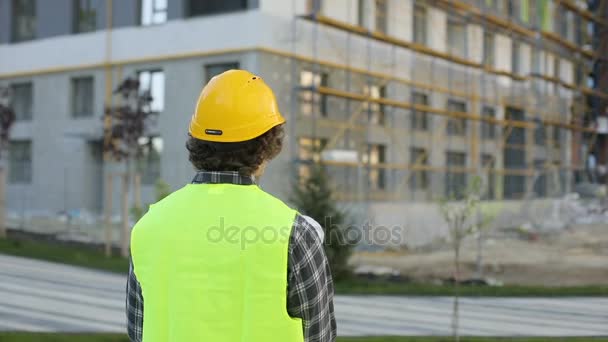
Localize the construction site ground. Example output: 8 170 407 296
351 223 608 286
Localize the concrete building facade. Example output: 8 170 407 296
0 0 605 244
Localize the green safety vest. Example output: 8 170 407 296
131 183 304 342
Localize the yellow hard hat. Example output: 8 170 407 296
188 69 285 142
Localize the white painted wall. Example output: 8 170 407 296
322 0 359 25
428 7 446 52
495 34 511 72
467 24 483 64
388 0 413 42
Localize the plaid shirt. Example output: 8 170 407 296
126 171 336 342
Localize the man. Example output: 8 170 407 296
126 69 336 342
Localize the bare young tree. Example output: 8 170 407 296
103 77 157 257
0 86 16 239
438 176 481 342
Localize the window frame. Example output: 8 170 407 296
11 0 36 43
71 76 95 118
9 140 32 184
10 82 33 121
137 69 165 113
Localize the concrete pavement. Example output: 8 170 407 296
1 254 607 336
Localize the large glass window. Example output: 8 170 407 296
481 154 495 200
363 84 385 125
375 0 387 34
187 0 247 17
10 82 33 121
297 137 327 181
411 92 429 131
205 62 239 83
413 1 427 45
447 18 467 59
73 0 97 33
445 151 467 197
481 106 496 139
138 70 165 112
511 41 521 74
410 147 428 190
300 70 328 117
140 0 167 26
9 140 32 184
483 31 495 67
137 136 163 184
11 0 36 42
446 99 467 136
364 144 386 190
71 76 94 118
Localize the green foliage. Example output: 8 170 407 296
0 238 129 273
290 164 353 281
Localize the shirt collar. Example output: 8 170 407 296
191 171 256 185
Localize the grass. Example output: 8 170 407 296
335 279 608 297
0 236 129 274
1 236 608 296
1 334 608 342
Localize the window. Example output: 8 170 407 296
531 48 541 75
138 70 165 112
10 82 33 121
300 70 328 117
71 76 94 118
187 0 247 17
481 154 495 200
375 0 387 34
534 123 545 146
511 41 521 74
534 159 547 197
73 0 96 33
137 136 163 184
12 0 36 42
205 62 239 83
445 151 466 197
483 31 495 67
363 84 385 125
553 57 560 93
410 147 428 190
364 144 386 190
413 1 427 45
411 92 429 131
357 0 366 27
140 0 167 26
503 107 526 199
446 99 467 136
9 140 32 184
481 106 496 139
447 18 467 58
552 127 560 148
297 137 327 181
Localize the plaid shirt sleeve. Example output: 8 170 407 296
126 259 143 342
288 214 337 342
125 213 336 342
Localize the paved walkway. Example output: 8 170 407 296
1 254 607 336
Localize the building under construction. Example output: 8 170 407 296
0 0 606 242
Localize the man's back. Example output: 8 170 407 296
131 184 303 342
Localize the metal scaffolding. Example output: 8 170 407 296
290 0 608 203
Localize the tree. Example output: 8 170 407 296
290 164 353 280
103 77 158 257
438 176 482 342
0 87 16 239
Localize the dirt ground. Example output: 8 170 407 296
351 223 608 286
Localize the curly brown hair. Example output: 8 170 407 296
186 124 284 176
